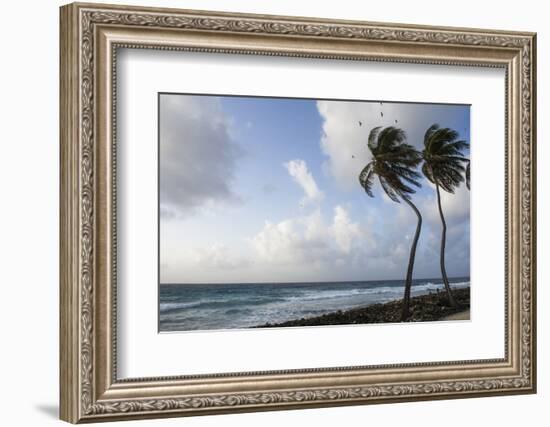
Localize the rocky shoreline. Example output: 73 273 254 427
255 287 470 327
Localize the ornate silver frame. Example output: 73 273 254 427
60 2 537 423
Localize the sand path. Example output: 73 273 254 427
443 309 470 321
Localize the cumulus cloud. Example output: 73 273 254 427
252 213 325 265
251 205 364 266
161 243 251 283
163 196 469 283
436 183 470 225
404 184 471 278
331 205 360 253
317 101 372 190
192 244 250 270
245 202 438 282
284 159 324 205
159 94 243 217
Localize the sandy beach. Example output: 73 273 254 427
256 287 470 327
442 309 470 321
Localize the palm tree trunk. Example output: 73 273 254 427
401 196 422 321
435 184 458 307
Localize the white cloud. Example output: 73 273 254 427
159 94 243 217
331 205 360 253
420 182 470 226
284 159 324 205
251 212 325 265
162 194 469 283
438 184 470 224
251 206 363 266
252 219 298 263
317 101 372 190
395 183 471 278
192 243 249 270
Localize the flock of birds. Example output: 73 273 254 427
353 102 397 160
351 101 468 161
294 101 468 210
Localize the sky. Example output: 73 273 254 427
159 93 470 284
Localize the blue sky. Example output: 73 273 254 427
159 93 470 284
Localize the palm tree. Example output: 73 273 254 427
421 124 469 308
359 126 422 321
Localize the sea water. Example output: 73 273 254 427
159 277 470 332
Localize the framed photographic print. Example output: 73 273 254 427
60 2 537 423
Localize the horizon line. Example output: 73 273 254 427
160 276 471 286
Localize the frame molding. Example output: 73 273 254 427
60 2 536 423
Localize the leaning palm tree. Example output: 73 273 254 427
359 126 422 321
421 124 469 308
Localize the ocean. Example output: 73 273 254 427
159 277 470 332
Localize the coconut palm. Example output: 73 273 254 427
359 126 422 321
421 124 469 308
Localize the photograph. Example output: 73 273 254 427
158 93 471 332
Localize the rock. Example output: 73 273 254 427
255 287 470 328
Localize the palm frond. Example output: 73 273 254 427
367 126 382 153
385 164 422 187
378 127 407 153
358 162 375 197
424 123 440 149
438 140 469 156
379 175 401 203
359 126 422 203
422 162 435 184
422 125 469 193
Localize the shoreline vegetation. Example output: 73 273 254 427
255 287 470 328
